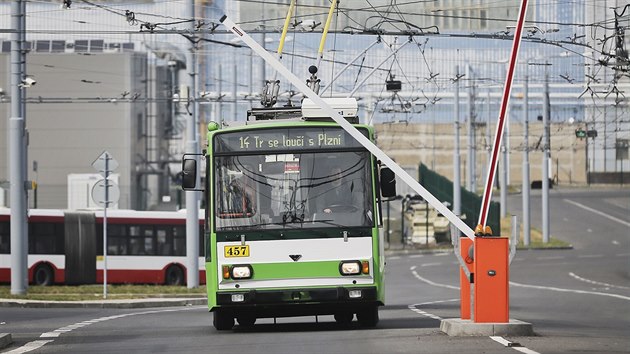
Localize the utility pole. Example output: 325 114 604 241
522 73 531 246
185 0 199 288
10 0 27 295
232 64 238 122
542 70 550 243
466 64 475 192
453 65 461 218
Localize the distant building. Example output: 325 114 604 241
0 51 177 209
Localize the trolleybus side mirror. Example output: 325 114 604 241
182 158 197 190
380 167 396 198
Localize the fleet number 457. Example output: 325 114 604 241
224 245 249 257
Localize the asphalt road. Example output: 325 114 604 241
1 187 628 354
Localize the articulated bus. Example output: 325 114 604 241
182 98 396 330
0 209 205 286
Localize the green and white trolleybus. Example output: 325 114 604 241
182 98 396 330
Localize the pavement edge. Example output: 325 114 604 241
0 298 207 309
0 333 12 350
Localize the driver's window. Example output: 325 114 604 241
216 161 256 219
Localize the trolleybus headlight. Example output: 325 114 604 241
230 265 253 279
339 261 361 275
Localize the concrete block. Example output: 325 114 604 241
440 318 534 337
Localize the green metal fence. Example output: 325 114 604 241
418 163 500 236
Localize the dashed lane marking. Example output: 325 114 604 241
564 199 630 228
490 336 541 354
578 254 604 259
3 340 54 354
5 307 201 353
569 272 630 290
536 256 565 260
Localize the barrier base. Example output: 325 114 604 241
440 318 534 337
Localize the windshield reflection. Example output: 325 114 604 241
214 152 374 231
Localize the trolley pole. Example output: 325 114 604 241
10 0 27 295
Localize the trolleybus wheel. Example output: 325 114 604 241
334 312 354 326
33 264 54 286
357 306 379 327
164 265 184 285
213 310 234 331
236 314 256 327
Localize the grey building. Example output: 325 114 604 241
0 51 175 209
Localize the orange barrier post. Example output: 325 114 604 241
473 237 509 323
459 237 474 320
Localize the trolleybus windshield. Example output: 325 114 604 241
213 128 374 231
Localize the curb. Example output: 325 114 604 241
0 333 12 350
0 298 207 309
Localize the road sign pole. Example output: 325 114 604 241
92 151 118 299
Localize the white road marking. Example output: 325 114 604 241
387 256 401 260
569 272 630 290
513 347 543 354
410 267 459 290
407 299 458 321
3 340 54 354
510 281 630 301
409 254 424 258
612 240 620 245
578 254 603 259
491 336 541 354
5 306 202 353
420 262 443 267
536 256 565 260
564 199 630 228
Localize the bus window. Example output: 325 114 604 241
156 228 171 255
173 225 185 256
29 222 64 255
0 222 9 254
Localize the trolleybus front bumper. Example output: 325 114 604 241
215 286 379 317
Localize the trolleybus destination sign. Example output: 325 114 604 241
214 127 369 153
